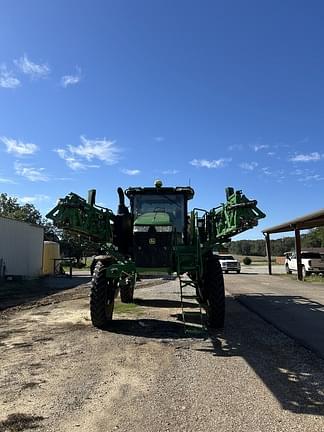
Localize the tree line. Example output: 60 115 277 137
228 228 324 257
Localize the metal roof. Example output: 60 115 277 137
262 208 324 234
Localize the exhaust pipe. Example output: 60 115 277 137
117 187 128 215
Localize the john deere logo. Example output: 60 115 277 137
149 238 156 245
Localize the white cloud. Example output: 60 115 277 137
261 167 272 176
55 149 87 171
154 136 165 142
55 136 120 170
121 168 141 175
14 54 50 79
0 136 38 156
190 158 231 169
18 194 50 204
252 144 269 152
298 174 324 182
228 144 243 151
240 162 258 171
289 152 321 162
0 177 16 184
15 162 49 182
162 169 179 175
0 65 20 88
267 152 276 156
60 67 82 87
70 136 120 164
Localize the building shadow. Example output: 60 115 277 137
196 296 324 416
0 276 92 311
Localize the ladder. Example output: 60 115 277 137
179 275 205 333
176 243 206 333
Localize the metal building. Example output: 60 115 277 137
0 216 44 278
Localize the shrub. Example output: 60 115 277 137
243 256 252 265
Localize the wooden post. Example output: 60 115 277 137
265 233 272 275
295 228 303 281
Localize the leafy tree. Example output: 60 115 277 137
0 193 42 224
302 227 324 248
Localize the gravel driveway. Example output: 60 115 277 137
0 277 324 431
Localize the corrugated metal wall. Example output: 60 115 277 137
0 217 44 277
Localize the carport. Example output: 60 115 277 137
263 209 324 280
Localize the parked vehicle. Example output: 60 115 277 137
284 251 324 277
216 254 241 274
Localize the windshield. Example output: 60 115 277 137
218 255 235 260
133 194 184 233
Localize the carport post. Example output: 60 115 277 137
264 233 272 275
294 228 303 281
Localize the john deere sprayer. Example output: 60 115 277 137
47 181 265 329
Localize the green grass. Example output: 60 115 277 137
283 273 324 284
114 302 144 315
304 274 324 284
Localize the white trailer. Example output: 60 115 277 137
0 216 44 278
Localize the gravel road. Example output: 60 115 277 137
1 277 324 431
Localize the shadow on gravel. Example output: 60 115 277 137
0 413 44 431
197 297 324 416
0 276 91 311
106 317 206 339
134 298 195 309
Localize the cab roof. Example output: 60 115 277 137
125 186 194 200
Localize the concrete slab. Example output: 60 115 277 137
224 272 324 359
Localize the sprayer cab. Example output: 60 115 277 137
125 182 194 268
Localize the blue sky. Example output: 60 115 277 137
1 0 324 240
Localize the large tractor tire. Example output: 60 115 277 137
120 277 135 303
204 254 225 329
90 261 115 329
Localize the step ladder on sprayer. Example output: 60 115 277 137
176 245 206 333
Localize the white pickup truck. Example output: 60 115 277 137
285 251 324 277
216 254 241 274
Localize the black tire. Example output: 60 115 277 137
90 261 115 329
204 254 225 329
120 277 135 303
224 270 228 274
285 265 291 275
302 266 309 279
90 259 96 276
236 270 241 274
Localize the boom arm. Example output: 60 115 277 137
46 192 115 243
209 187 266 243
192 187 265 249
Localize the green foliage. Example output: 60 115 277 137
302 227 324 248
229 237 295 256
229 229 324 257
0 193 42 224
243 256 252 265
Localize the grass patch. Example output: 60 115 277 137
282 273 324 284
114 302 144 315
304 274 324 284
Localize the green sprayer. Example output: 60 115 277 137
47 181 265 329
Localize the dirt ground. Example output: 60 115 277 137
1 276 324 431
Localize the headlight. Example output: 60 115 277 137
133 226 150 232
155 226 172 232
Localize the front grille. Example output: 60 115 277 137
133 231 173 267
